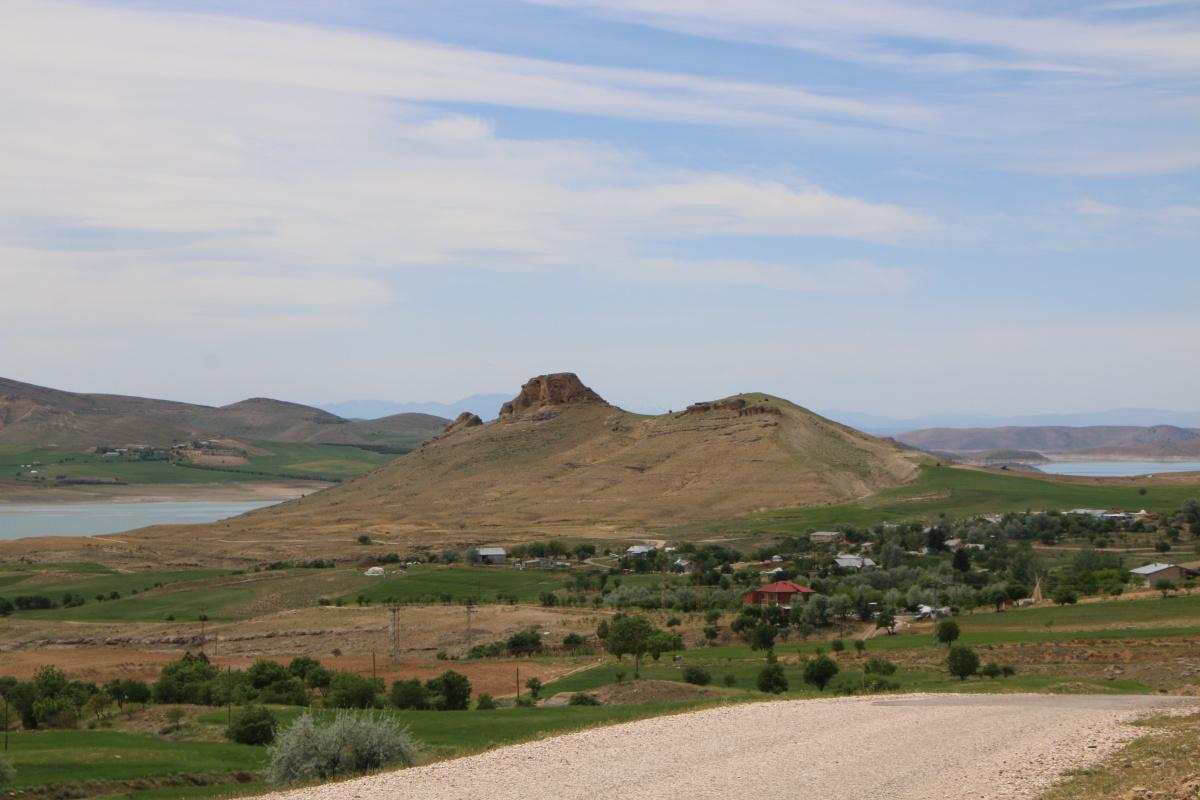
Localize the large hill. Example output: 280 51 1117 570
227 373 935 539
0 377 448 448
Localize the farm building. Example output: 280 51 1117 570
809 531 840 544
626 545 657 558
477 547 507 564
834 554 876 570
1129 563 1198 588
742 580 816 609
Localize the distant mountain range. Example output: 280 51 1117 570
821 408 1200 435
891 425 1200 458
318 394 513 422
0 377 448 449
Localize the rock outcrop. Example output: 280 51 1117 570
498 373 605 417
683 398 747 415
442 412 483 436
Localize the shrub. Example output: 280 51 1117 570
0 753 13 785
514 695 536 708
225 705 277 745
1001 664 1016 677
524 677 543 700
425 671 472 711
563 633 586 646
756 651 788 694
475 693 497 710
666 616 681 627
268 711 422 784
863 657 898 676
981 662 1002 679
327 672 379 709
568 692 601 706
682 666 711 686
723 673 736 687
506 627 543 655
830 639 845 653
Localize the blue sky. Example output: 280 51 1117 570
1 0 1197 417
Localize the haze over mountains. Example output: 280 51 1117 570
823 408 1200 435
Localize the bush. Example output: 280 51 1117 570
225 705 277 745
0 753 12 785
666 616 681 627
981 662 1002 679
756 651 788 694
514 695 536 708
830 639 845 653
946 644 980 681
268 711 422 784
863 657 897 676
425 671 472 711
568 692 601 706
1001 664 1016 677
563 633 586 646
475 693 497 710
682 666 711 686
723 673 736 687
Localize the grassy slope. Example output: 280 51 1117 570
1 730 268 788
667 465 1200 535
0 442 398 486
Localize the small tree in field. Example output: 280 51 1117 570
875 610 896 635
1155 578 1177 598
946 644 980 681
802 655 839 691
980 662 1002 679
165 707 185 731
935 619 960 647
226 705 277 745
853 639 866 657
524 677 542 700
756 650 788 694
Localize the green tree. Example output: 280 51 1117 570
935 619 960 646
946 644 980 681
802 654 839 691
980 662 1002 679
830 639 845 654
749 623 778 652
226 705 278 745
875 610 896 635
604 615 655 661
1155 578 1177 598
524 677 542 700
853 639 866 657
165 707 186 731
389 679 428 710
1051 586 1078 606
475 693 497 710
682 666 711 686
425 670 471 711
756 650 788 694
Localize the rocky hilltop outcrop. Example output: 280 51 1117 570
498 373 605 417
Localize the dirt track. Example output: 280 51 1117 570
261 693 1198 800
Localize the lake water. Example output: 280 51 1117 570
0 501 279 540
1038 460 1200 477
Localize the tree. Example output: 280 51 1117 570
682 666 711 686
750 623 778 652
226 704 278 745
1155 578 1177 598
425 670 471 711
756 650 788 694
946 644 980 681
1051 586 1078 606
830 639 845 655
875 610 896 635
327 672 379 709
952 549 972 573
268 710 421 784
165 707 186 731
853 639 866 657
935 619 960 646
980 662 1002 679
524 677 542 700
604 615 655 661
802 654 839 691
475 693 497 710
389 679 428 710
85 693 108 720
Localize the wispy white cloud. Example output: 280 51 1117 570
524 0 1200 76
0 0 937 315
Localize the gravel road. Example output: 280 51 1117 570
261 694 1198 800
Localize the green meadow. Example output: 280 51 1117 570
668 465 1200 535
0 441 398 486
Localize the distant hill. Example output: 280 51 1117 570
318 394 512 422
823 408 1200 435
230 373 935 536
893 425 1200 457
0 377 448 449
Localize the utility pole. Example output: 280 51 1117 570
695 567 702 613
464 597 475 659
516 666 520 701
199 606 207 653
390 605 400 663
227 666 232 725
661 563 668 611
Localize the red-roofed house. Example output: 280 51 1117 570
742 580 816 609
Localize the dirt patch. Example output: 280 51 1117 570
589 678 718 705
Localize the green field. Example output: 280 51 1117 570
0 730 268 788
0 441 398 486
0 568 242 622
668 465 1200 535
347 563 666 605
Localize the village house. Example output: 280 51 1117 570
477 547 507 564
1129 563 1198 589
626 545 657 558
834 553 876 570
809 531 840 544
742 580 816 609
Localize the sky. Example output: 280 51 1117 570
1 0 1197 417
